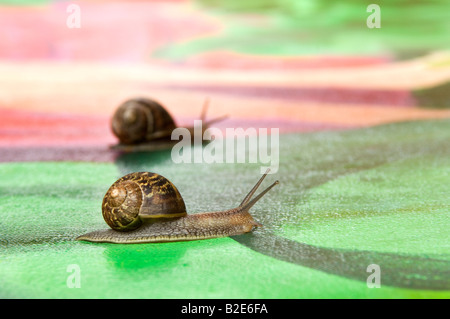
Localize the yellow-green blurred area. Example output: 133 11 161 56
164 0 450 58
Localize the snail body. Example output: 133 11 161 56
77 170 278 244
110 97 226 150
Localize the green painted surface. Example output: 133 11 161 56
156 0 450 59
1 119 449 298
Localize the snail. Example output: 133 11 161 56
110 97 227 151
76 169 279 244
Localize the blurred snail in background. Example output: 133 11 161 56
110 97 227 151
77 169 279 244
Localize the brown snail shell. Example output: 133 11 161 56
102 172 187 231
111 98 177 145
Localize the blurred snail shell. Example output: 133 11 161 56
77 170 279 244
110 97 227 148
111 98 177 145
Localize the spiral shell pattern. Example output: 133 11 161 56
102 172 187 231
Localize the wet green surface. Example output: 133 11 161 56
1 119 449 298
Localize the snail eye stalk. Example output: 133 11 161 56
239 169 279 211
